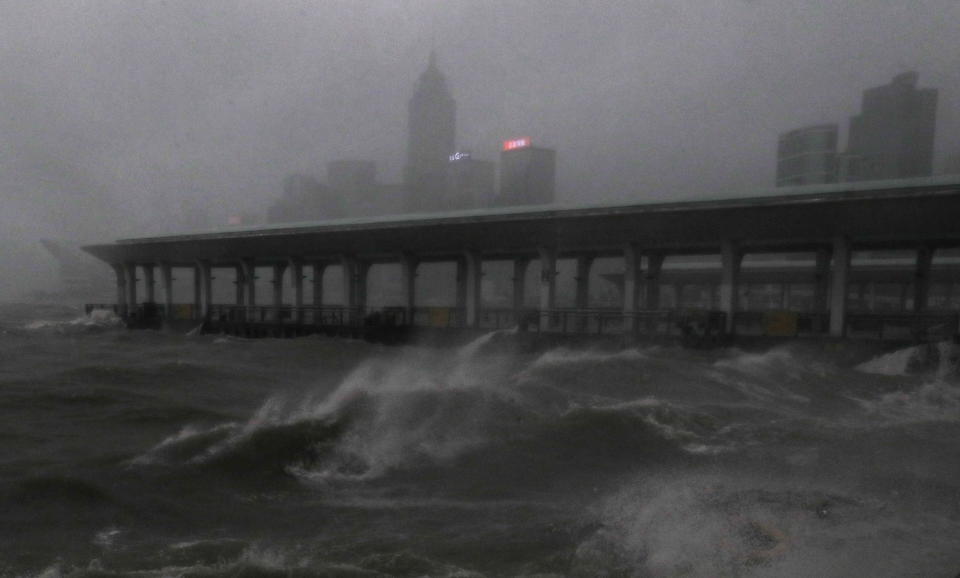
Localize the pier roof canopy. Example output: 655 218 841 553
84 176 960 265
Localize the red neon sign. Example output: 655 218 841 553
502 137 531 151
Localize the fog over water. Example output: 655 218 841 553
1 0 958 297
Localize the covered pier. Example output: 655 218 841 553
83 176 960 342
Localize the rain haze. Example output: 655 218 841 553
1 0 958 299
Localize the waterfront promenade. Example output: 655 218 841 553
84 176 960 342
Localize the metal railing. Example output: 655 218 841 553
89 300 960 342
846 312 959 341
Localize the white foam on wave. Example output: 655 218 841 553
710 348 813 406
855 345 922 376
523 347 652 379
578 471 960 578
854 380 960 424
136 331 529 480
24 309 123 331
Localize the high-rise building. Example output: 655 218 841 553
775 124 839 186
840 71 938 182
404 52 456 213
496 138 556 207
266 174 342 223
445 152 495 210
328 160 377 216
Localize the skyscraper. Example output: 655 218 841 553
496 138 556 207
775 124 839 186
404 52 456 213
840 71 938 182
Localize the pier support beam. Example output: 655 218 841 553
143 265 155 303
814 247 831 332
271 263 287 322
538 247 558 332
644 253 664 311
290 259 304 323
340 256 366 324
623 244 642 335
513 258 529 329
312 262 327 308
463 250 483 328
240 259 257 319
195 261 212 320
574 255 594 309
574 255 594 332
829 236 851 337
124 264 138 313
160 263 173 319
914 245 934 312
113 264 127 317
720 240 742 335
234 264 245 306
400 253 418 326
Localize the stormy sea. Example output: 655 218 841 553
1 303 959 577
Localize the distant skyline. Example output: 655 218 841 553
0 1 958 297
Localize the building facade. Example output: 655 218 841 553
404 52 457 213
267 174 342 223
496 140 556 207
445 153 495 210
776 124 839 186
841 71 938 182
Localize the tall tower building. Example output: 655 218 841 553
840 71 938 182
404 52 456 213
775 124 839 187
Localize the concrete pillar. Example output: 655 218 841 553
143 265 155 303
356 262 369 312
538 247 558 331
192 263 202 319
113 264 127 316
463 250 483 328
513 258 529 328
340 256 366 323
234 264 245 306
829 236 851 337
574 255 594 332
125 264 138 311
623 244 642 334
644 253 664 311
240 259 257 319
195 261 212 320
914 245 934 312
312 262 327 308
290 259 304 323
400 253 418 326
272 263 286 309
160 263 173 319
720 240 742 334
574 255 593 310
814 247 831 327
455 257 467 314
340 256 356 310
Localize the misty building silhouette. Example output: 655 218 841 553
327 160 392 217
404 52 457 213
445 153 495 210
267 174 342 223
496 140 556 206
840 71 937 182
775 124 839 186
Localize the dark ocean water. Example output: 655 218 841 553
1 303 959 577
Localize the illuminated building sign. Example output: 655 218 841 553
448 151 472 162
502 137 531 151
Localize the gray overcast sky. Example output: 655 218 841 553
1 0 958 295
